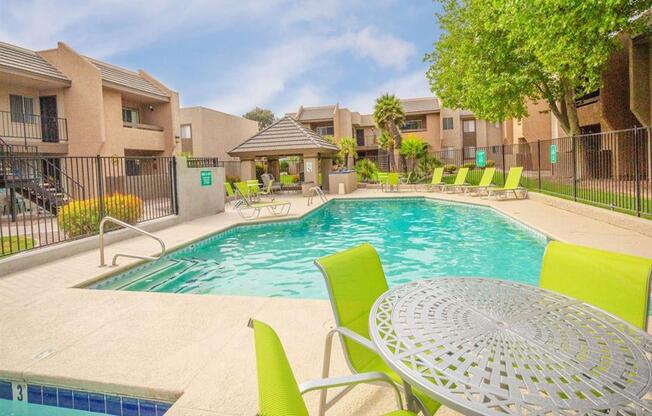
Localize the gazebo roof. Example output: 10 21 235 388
228 116 339 157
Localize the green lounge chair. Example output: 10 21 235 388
376 172 389 191
423 167 444 192
234 181 256 201
315 244 441 415
234 182 291 219
485 166 527 199
224 182 236 205
462 167 496 195
246 179 260 194
259 179 276 197
540 241 652 330
249 319 411 416
439 167 469 192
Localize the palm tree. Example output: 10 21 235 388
377 131 396 171
373 93 405 171
338 137 358 169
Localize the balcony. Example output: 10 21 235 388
0 110 68 143
122 121 164 132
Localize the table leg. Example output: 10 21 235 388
403 381 419 412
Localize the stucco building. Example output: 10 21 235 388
179 106 258 161
0 41 179 157
287 97 504 161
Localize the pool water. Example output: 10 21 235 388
0 400 103 415
94 198 548 298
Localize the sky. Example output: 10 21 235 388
0 0 443 117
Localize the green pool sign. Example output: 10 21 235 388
475 149 486 167
200 170 212 186
550 144 557 164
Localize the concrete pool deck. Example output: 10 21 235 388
1 188 651 415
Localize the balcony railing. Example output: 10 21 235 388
0 110 68 143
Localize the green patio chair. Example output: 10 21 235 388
315 244 441 416
247 179 260 194
249 319 410 416
224 182 236 206
259 179 276 197
424 167 444 192
376 172 389 192
485 166 527 199
439 167 469 192
384 172 400 192
462 167 496 196
540 241 652 330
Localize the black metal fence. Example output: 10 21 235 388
358 126 652 218
186 157 220 168
0 155 177 257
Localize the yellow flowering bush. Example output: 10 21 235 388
58 193 144 237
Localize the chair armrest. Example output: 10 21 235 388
334 327 378 352
299 372 398 395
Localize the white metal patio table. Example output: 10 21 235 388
369 277 652 416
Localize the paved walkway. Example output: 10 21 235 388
0 189 651 415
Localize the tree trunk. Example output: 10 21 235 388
561 79 581 136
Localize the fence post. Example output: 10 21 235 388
537 139 541 191
95 155 105 218
501 144 506 185
633 126 641 217
171 157 179 215
571 135 577 201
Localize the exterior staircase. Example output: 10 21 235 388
0 137 84 217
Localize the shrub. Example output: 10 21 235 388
355 159 379 182
443 164 457 174
58 193 144 238
280 160 289 171
255 163 265 181
416 154 442 179
462 162 476 169
485 159 496 167
226 175 240 184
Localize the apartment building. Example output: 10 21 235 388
288 97 503 159
179 107 258 161
0 41 179 157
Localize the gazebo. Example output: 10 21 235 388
228 116 340 190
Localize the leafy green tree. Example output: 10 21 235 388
377 131 396 171
338 137 358 169
373 93 405 148
425 0 650 135
243 107 277 130
400 134 427 175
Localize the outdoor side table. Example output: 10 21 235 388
369 277 652 416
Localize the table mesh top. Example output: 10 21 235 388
369 278 652 416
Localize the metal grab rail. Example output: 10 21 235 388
307 186 328 206
99 216 166 267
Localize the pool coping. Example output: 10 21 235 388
76 194 556 290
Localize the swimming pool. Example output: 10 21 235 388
93 198 548 298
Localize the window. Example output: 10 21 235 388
9 94 34 123
443 147 454 159
464 146 476 158
442 117 454 130
315 125 334 136
463 120 476 133
122 107 140 124
402 119 424 131
180 124 192 139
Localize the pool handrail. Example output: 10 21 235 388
99 216 166 267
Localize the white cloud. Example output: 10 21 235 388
343 27 416 70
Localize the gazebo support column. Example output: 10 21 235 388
240 159 256 181
268 158 280 180
320 157 332 191
303 155 319 185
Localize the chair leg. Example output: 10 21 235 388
318 330 337 416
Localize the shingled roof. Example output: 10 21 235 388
87 58 168 99
400 97 440 114
229 116 339 156
0 42 70 83
297 105 336 121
